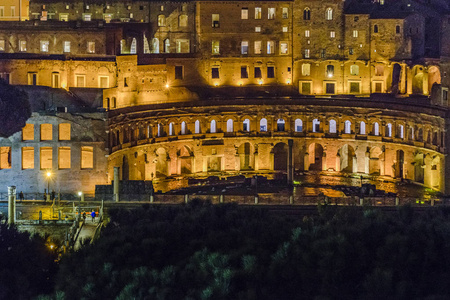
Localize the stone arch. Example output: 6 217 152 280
428 65 441 92
412 65 424 94
369 146 382 175
413 152 424 183
272 142 288 171
179 145 193 174
155 147 169 178
308 143 323 171
238 142 254 170
338 144 356 173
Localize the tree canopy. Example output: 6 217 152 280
0 80 31 138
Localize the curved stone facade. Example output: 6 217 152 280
107 97 446 192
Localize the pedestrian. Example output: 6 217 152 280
19 191 24 202
82 211 86 222
51 190 56 201
91 210 96 222
43 191 47 203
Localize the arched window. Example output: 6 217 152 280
120 39 126 54
386 123 392 137
227 119 233 132
260 118 267 132
164 39 170 53
243 119 250 132
181 121 187 135
157 123 163 137
350 65 359 76
409 127 414 140
130 38 137 54
303 8 310 20
210 120 217 133
169 122 174 136
195 120 201 134
398 125 404 139
374 25 378 33
179 14 188 27
360 121 366 134
277 119 285 131
373 122 379 136
152 38 159 54
325 8 333 20
158 15 166 26
326 65 334 77
313 119 320 132
329 120 337 133
294 119 303 132
344 120 351 134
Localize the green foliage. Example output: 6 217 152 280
0 221 57 300
41 203 450 299
0 80 31 138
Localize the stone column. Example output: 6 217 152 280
322 151 327 171
352 156 357 173
380 152 385 176
335 154 341 172
304 152 310 171
8 186 16 225
113 166 120 202
287 139 293 185
365 151 370 174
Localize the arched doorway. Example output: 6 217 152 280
272 142 288 172
339 144 356 173
412 66 424 94
238 142 254 170
413 152 424 183
179 146 193 174
308 143 323 171
369 146 382 175
155 148 168 178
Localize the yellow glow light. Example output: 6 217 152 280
238 81 243 86
46 171 51 178
78 191 82 196
327 73 333 78
165 83 169 88
214 82 219 87
286 79 291 84
258 80 263 85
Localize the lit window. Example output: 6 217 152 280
176 39 190 53
325 8 333 20
302 63 310 76
282 7 288 19
22 124 34 140
282 26 288 32
164 39 170 53
158 14 165 26
0 147 11 169
83 13 91 21
385 123 392 137
104 14 112 23
330 31 335 38
81 146 94 169
241 41 249 54
260 118 267 131
40 124 52 141
304 49 310 58
40 41 49 52
40 147 52 169
295 119 303 132
130 38 137 54
255 26 261 32
305 30 310 37
59 13 68 21
58 147 71 169
212 14 219 27
280 42 288 54
0 40 5 51
254 41 262 54
63 41 71 53
243 119 250 131
360 122 366 134
179 14 188 27
268 8 275 19
210 120 216 133
255 7 261 19
326 65 334 77
212 40 220 54
312 119 320 132
350 64 359 75
344 121 351 134
59 124 71 140
11 6 15 17
329 120 337 133
241 8 248 19
19 40 26 52
22 147 34 169
267 41 274 54
353 30 358 37
87 42 95 53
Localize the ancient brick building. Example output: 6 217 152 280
0 0 450 194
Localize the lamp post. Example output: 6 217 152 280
46 171 51 193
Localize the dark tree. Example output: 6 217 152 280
0 79 31 138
